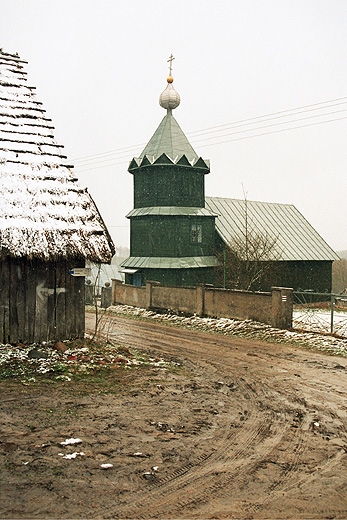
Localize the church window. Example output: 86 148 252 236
191 224 202 243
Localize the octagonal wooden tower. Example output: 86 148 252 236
122 62 217 286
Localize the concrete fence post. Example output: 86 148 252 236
111 278 123 305
196 284 205 316
146 281 161 310
271 287 293 329
101 285 112 308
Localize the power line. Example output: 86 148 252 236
74 114 347 172
187 96 347 135
73 142 146 163
73 96 347 162
72 96 347 172
197 114 347 149
190 108 347 145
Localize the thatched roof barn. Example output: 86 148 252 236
0 50 114 343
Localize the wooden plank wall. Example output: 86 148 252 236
0 257 85 344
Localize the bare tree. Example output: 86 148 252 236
216 191 281 291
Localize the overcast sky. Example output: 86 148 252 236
1 0 347 252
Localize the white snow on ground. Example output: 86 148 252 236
0 331 178 381
107 305 347 357
293 309 347 337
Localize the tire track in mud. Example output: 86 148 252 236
105 401 291 519
245 411 310 516
146 392 307 519
101 406 274 517
86 314 347 518
91 317 298 518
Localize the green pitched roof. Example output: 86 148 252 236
126 206 217 218
139 110 198 163
122 256 218 269
205 196 338 262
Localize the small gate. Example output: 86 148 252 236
293 291 347 337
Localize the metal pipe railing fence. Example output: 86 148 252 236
293 291 347 337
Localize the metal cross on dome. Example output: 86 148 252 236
167 53 175 75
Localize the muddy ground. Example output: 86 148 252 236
1 310 347 519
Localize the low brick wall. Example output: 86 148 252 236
204 287 272 324
112 280 146 309
151 284 197 315
112 280 293 330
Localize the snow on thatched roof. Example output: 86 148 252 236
0 50 115 262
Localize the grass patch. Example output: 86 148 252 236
0 336 180 391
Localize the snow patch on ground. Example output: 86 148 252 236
1 306 347 383
107 305 347 357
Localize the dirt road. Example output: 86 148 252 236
1 312 347 519
89 313 347 519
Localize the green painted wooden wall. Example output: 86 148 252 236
131 216 216 258
133 166 205 208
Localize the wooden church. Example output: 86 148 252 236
0 50 115 343
122 58 338 292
